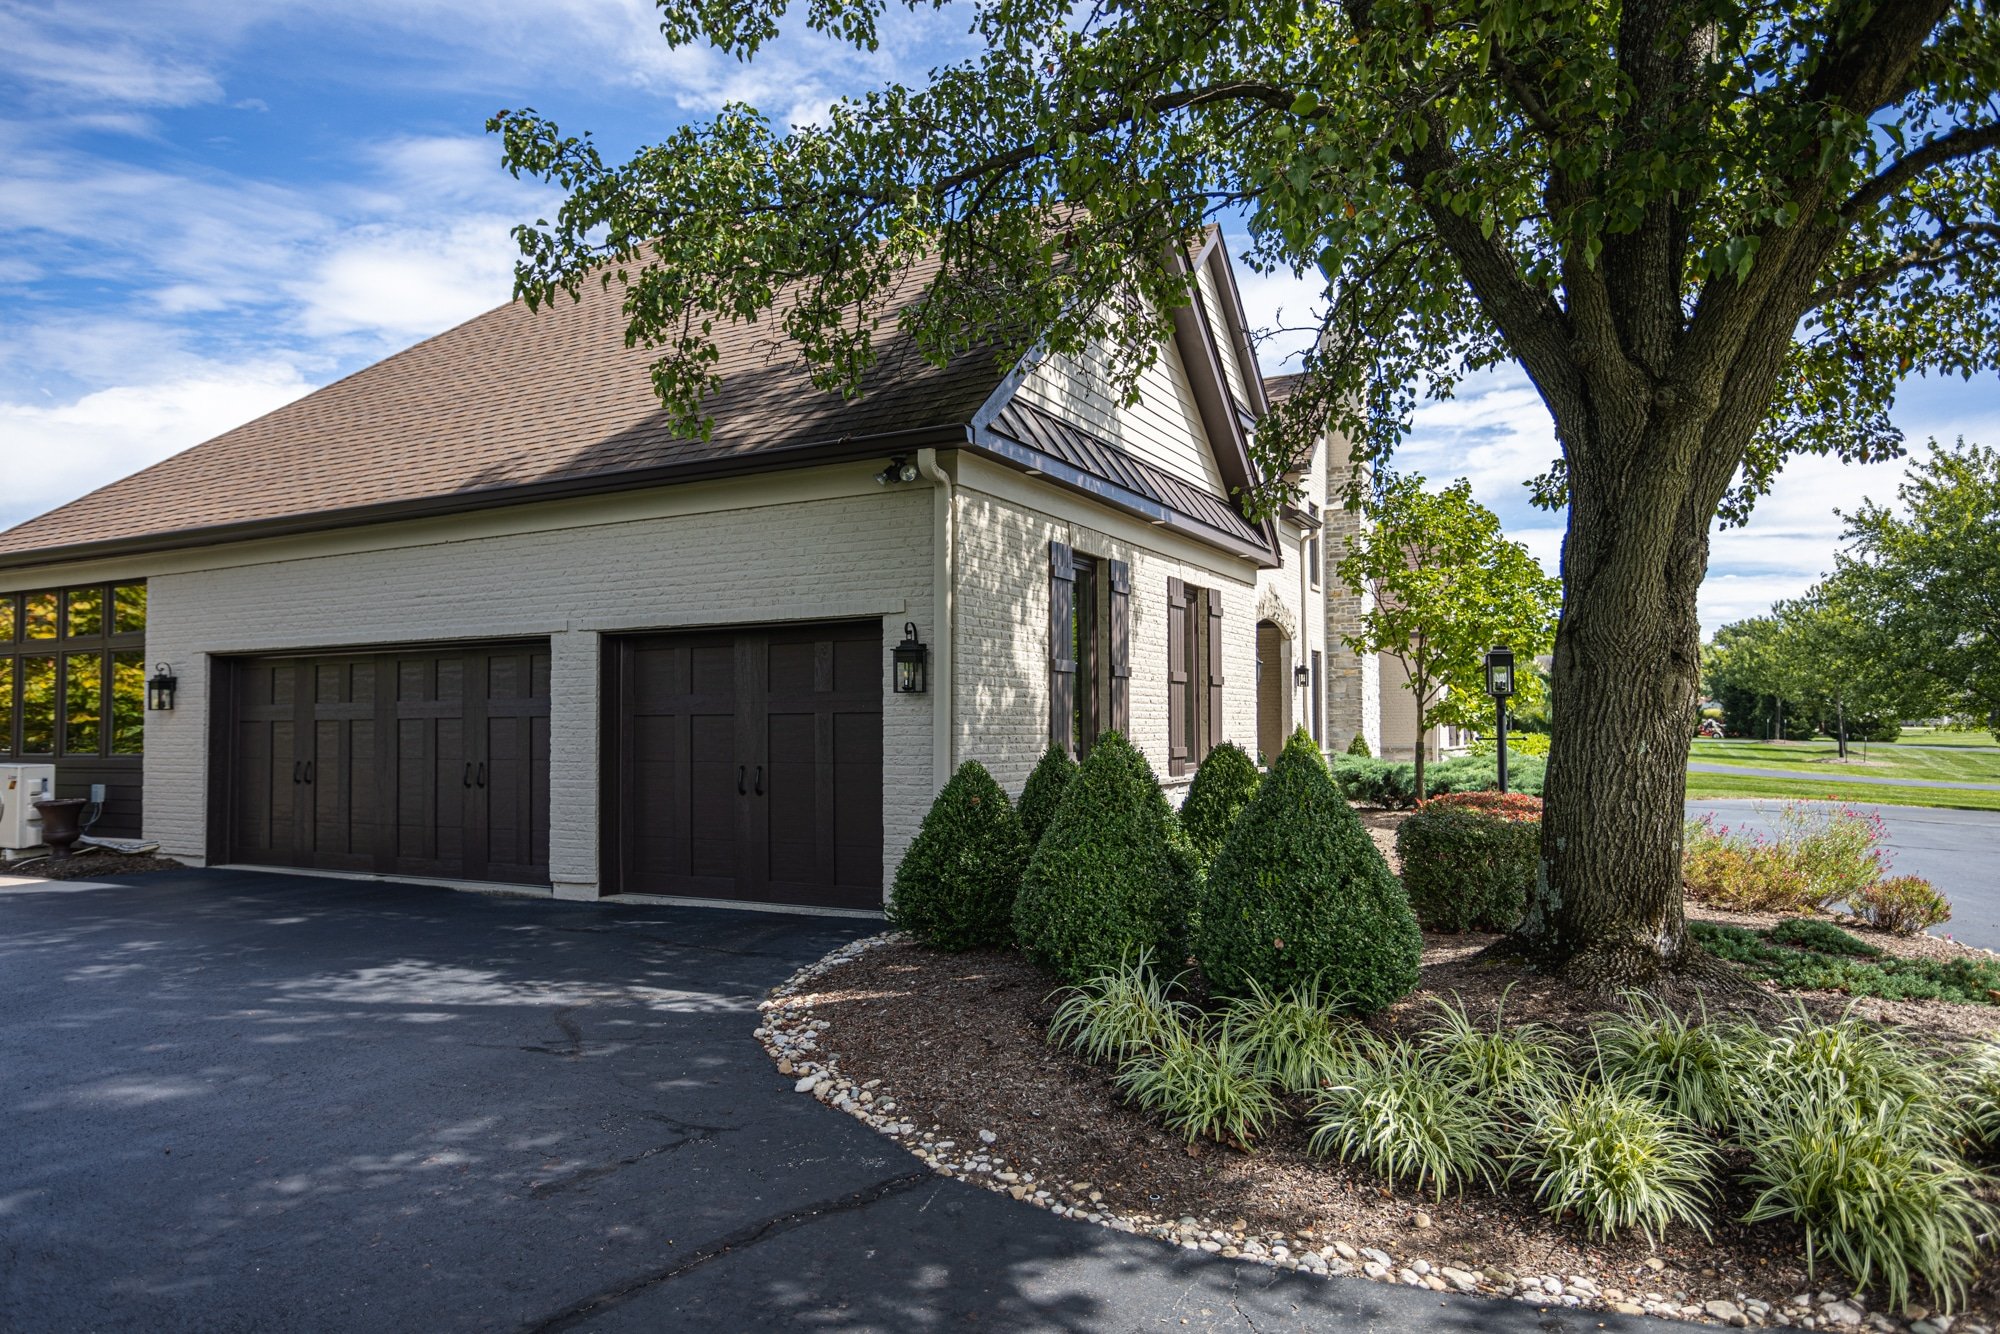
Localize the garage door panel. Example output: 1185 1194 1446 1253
230 644 546 886
614 621 881 908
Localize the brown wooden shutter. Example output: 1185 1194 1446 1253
1166 577 1188 776
1049 541 1076 755
1206 588 1226 753
1106 558 1131 736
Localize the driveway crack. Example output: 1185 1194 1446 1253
516 1170 930 1333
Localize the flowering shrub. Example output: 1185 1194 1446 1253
1852 876 1952 936
1418 791 1543 822
1683 803 1891 915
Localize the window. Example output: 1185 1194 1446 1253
0 582 146 759
1049 542 1129 759
1167 579 1220 776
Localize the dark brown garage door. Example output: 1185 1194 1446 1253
224 643 550 885
606 621 882 909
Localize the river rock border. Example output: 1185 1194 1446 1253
755 933 1978 1334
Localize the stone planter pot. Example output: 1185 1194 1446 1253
32 797 88 861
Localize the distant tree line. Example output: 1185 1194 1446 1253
1703 440 2000 749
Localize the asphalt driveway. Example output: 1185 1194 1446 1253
1 870 1668 1333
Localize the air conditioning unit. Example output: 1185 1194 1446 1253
0 765 57 860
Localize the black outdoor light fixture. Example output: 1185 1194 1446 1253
892 622 928 694
1484 645 1515 792
1293 662 1312 688
146 662 179 712
875 456 921 486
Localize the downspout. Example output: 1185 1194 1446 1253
1297 523 1311 747
917 448 955 792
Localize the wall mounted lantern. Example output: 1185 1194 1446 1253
147 662 179 711
892 623 928 694
1293 662 1312 688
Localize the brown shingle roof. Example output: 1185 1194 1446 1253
1261 372 1303 405
0 259 1006 564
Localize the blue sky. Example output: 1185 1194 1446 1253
3 1 1995 635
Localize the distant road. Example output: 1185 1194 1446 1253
1686 761 2000 791
1686 798 2000 952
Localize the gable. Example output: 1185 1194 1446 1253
1011 336 1230 499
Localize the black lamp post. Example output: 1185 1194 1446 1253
891 623 928 694
1483 645 1515 793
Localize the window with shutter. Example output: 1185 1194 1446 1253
1166 578 1188 776
1049 541 1075 756
1207 591 1226 753
1107 559 1131 735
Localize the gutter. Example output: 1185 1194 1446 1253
915 448 956 794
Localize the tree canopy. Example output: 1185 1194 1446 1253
1333 472 1561 796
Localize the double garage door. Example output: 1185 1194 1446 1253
225 644 552 885
222 622 883 909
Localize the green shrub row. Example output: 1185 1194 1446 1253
1049 967 2000 1311
1332 753 1546 808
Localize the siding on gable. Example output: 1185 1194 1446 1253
1014 335 1230 500
1197 260 1252 412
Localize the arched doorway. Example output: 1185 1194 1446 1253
1255 619 1290 764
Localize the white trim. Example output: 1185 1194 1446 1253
601 893 885 920
210 863 557 898
917 447 956 795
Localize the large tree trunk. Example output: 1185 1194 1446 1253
1513 418 1713 982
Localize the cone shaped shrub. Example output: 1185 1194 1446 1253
1193 728 1421 1010
1016 744 1077 848
1181 742 1260 863
1014 732 1186 982
887 761 1030 951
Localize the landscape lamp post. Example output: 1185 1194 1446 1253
1484 646 1515 793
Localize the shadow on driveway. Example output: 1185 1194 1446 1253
1 870 1669 1332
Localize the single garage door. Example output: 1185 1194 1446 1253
606 621 882 909
224 643 550 885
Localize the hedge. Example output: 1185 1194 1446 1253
1191 728 1421 1010
886 760 1032 950
1332 753 1547 808
1180 742 1260 862
1395 796 1541 932
1013 732 1188 982
1016 744 1077 847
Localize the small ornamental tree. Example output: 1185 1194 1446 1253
1180 742 1260 863
1016 744 1077 847
1014 732 1181 982
1192 729 1421 1010
887 760 1031 951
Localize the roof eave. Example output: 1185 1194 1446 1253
0 423 971 573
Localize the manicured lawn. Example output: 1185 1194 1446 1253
1682 769 2000 812
1899 725 2000 748
1689 736 2000 783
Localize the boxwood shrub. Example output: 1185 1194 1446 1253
886 760 1031 950
1332 753 1547 808
1180 742 1260 863
1192 729 1421 1010
1013 732 1187 983
1016 744 1077 847
1396 795 1542 932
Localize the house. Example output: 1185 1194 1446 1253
0 231 1379 911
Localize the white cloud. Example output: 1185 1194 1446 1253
0 362 318 532
290 217 521 342
0 8 224 110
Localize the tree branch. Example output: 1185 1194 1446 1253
1843 121 2000 219
1806 222 2000 309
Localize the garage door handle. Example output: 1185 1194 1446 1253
737 765 746 796
302 760 315 785
464 762 473 788
475 762 486 789
292 761 302 785
753 765 764 796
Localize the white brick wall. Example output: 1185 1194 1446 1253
949 458 1261 804
115 469 934 897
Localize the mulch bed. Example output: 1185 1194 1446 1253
768 869 2000 1330
5 852 185 880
